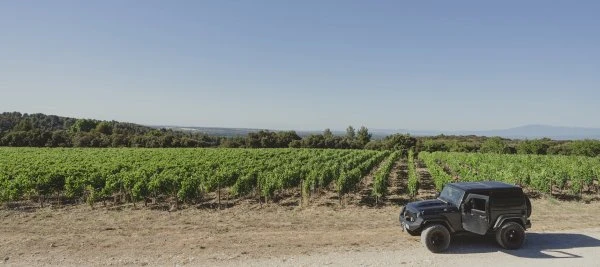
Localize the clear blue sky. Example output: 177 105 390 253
1 1 598 131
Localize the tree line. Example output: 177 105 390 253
418 136 600 157
1 112 599 157
0 112 402 149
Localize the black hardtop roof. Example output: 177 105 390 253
448 181 520 191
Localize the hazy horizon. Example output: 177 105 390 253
2 1 599 131
153 123 600 133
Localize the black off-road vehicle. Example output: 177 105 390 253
399 181 532 252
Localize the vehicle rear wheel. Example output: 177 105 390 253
495 222 525 249
421 224 451 253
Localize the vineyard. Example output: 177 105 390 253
0 148 395 208
418 152 600 197
1 148 599 210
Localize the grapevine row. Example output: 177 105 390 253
0 148 388 207
407 149 418 196
419 152 600 195
372 151 401 200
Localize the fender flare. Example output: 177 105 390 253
422 219 456 233
493 215 526 230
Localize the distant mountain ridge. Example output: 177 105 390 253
369 125 600 140
156 124 600 140
460 125 600 140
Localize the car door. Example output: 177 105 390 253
461 193 489 235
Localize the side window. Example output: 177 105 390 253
471 198 486 211
491 191 524 208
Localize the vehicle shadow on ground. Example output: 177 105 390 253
447 232 600 258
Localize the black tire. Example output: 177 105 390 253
407 229 421 236
495 222 525 249
421 224 451 253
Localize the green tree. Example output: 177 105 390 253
480 137 510 154
275 131 301 147
288 139 303 148
384 134 417 151
71 119 98 133
0 131 28 146
364 141 382 150
517 139 549 155
419 140 449 152
14 118 33 131
111 134 129 147
246 130 278 148
95 121 113 135
568 140 600 157
220 137 244 148
345 126 356 140
302 134 326 148
356 126 372 147
47 130 71 147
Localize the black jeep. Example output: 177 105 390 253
399 181 532 252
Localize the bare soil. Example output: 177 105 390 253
1 197 599 266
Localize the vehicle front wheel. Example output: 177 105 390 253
495 222 525 249
421 224 451 253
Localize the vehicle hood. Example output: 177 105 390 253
405 199 450 213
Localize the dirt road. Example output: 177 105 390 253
1 198 599 266
228 228 600 267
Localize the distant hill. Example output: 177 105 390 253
0 112 220 147
406 125 600 140
459 125 600 140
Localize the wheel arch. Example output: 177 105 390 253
493 215 526 230
422 219 455 233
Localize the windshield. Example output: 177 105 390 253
439 185 465 207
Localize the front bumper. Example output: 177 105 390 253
399 207 423 232
525 219 532 229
